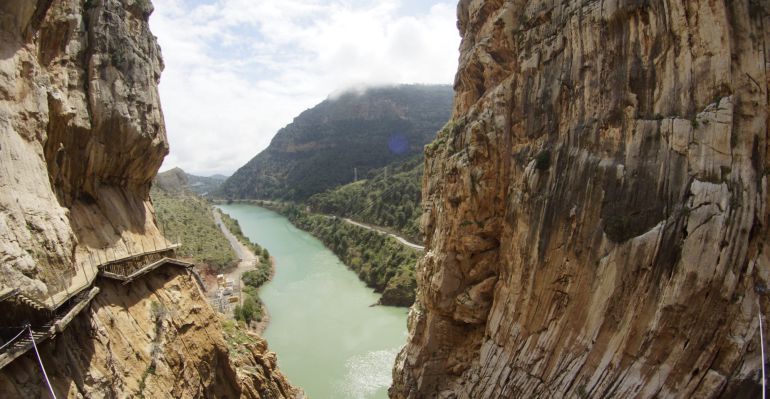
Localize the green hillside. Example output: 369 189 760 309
308 155 423 242
269 203 419 306
151 185 237 270
218 84 452 201
186 173 227 196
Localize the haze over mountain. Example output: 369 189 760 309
154 167 227 196
218 84 453 201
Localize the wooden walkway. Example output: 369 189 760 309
99 257 193 284
0 287 100 369
0 244 204 371
40 244 180 311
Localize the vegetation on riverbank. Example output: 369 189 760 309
218 210 271 261
216 209 273 324
307 155 423 243
233 255 272 324
266 203 419 306
234 285 264 324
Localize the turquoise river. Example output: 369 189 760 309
217 204 409 398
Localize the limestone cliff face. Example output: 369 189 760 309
393 1 770 398
0 0 166 300
0 1 300 397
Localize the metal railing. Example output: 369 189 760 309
26 237 180 311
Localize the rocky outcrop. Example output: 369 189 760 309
155 167 191 194
0 0 300 397
0 267 301 398
0 0 167 301
393 1 769 398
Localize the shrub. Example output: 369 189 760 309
534 149 551 170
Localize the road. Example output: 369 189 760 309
342 218 425 251
212 209 257 302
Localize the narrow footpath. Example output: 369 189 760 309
342 218 425 251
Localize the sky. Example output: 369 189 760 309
149 0 461 177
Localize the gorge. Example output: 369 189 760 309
1 0 768 398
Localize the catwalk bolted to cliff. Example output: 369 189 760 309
392 1 770 398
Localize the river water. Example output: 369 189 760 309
216 204 408 398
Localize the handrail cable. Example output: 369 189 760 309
28 324 58 399
0 327 27 351
757 297 767 399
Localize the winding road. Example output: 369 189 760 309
342 218 425 251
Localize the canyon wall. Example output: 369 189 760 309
0 0 166 301
393 1 770 398
0 0 299 397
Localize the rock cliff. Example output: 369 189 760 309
0 0 299 397
0 0 166 301
393 1 770 398
0 267 299 398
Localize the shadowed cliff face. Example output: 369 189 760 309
0 1 301 397
393 1 770 398
0 0 167 299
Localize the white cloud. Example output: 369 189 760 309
150 0 459 176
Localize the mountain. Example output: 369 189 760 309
219 84 453 201
155 167 226 196
154 167 190 194
392 1 769 398
186 172 227 196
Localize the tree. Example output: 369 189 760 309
241 296 257 324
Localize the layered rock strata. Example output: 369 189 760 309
0 0 300 397
0 0 166 300
393 1 770 398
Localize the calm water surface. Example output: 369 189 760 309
217 204 408 399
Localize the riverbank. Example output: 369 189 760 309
216 199 424 251
215 203 408 398
213 208 274 332
341 218 424 251
213 200 420 306
261 203 419 307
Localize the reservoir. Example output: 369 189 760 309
216 204 409 398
